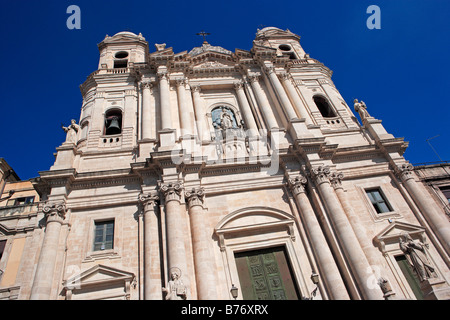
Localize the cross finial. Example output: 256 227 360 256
196 30 211 44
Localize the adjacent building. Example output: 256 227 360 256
2 27 449 300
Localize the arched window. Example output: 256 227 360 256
313 96 336 118
104 109 122 135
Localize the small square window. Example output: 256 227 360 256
366 189 392 214
439 187 450 203
6 196 35 206
93 220 114 251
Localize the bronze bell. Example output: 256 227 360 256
106 116 121 135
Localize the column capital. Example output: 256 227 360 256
190 84 201 93
157 70 169 81
248 74 260 83
138 192 159 211
278 72 291 82
140 81 153 90
158 181 184 203
185 187 205 209
394 163 415 182
310 165 332 185
287 175 307 196
233 80 244 91
42 200 66 222
175 78 187 87
330 171 344 190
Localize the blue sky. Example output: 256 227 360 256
1 0 449 180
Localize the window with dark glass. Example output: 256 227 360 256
93 220 114 251
313 96 337 118
0 240 6 261
366 189 392 214
6 196 35 206
440 186 450 203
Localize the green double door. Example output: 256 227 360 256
235 246 300 300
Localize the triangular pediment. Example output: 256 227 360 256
373 221 427 253
64 264 135 289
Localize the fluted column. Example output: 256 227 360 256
138 192 162 300
159 181 190 298
185 187 218 299
396 164 450 254
158 68 172 130
234 81 258 137
176 79 193 136
279 73 313 125
191 85 210 141
311 166 383 300
141 81 154 140
30 201 66 300
287 175 349 300
248 75 278 129
264 65 298 121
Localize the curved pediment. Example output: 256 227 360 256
214 207 296 251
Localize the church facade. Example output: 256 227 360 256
13 27 450 300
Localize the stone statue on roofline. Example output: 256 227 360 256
61 119 79 144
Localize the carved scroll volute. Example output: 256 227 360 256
158 181 184 203
138 192 160 212
287 175 307 196
395 163 414 182
330 171 344 190
185 187 205 209
310 165 331 185
42 201 67 223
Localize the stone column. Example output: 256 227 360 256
138 192 162 300
279 73 313 125
234 81 258 137
248 75 278 129
141 81 153 140
185 187 218 299
287 175 350 300
176 78 193 136
191 85 210 141
30 201 66 300
264 65 298 121
159 181 190 298
158 68 172 130
396 164 450 254
311 166 383 300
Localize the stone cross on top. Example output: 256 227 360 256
196 30 210 44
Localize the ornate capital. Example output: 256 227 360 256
287 175 307 196
158 181 184 203
310 165 331 185
233 81 244 91
264 65 275 75
157 71 169 81
140 81 153 90
42 201 66 222
190 84 201 93
395 163 414 182
329 171 344 190
185 187 205 209
175 78 186 87
248 75 260 83
138 192 159 211
278 72 291 82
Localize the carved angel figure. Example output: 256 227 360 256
399 233 437 281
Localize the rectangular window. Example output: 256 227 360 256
440 187 450 203
0 240 6 261
366 189 392 214
6 196 35 206
93 220 114 251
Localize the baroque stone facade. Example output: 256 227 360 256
3 27 449 300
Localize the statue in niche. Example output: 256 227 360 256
61 119 79 144
213 107 237 130
162 267 187 300
353 99 371 121
399 232 437 281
